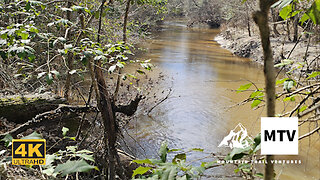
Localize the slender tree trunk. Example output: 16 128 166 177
64 1 74 100
245 3 251 37
94 0 118 179
287 21 291 41
114 0 132 102
253 0 278 179
292 3 299 42
271 8 280 36
123 0 132 43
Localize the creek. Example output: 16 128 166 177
123 21 319 179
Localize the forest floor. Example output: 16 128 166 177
215 27 320 72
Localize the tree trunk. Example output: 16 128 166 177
253 0 277 179
245 3 251 37
123 0 132 43
271 8 280 36
64 1 74 100
293 13 299 42
94 0 119 179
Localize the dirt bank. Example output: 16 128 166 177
214 28 319 72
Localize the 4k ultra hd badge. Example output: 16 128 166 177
12 139 46 165
261 117 298 155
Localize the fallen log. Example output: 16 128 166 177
0 104 98 139
0 92 67 123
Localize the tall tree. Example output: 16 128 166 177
253 0 278 179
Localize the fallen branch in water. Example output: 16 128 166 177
147 87 173 116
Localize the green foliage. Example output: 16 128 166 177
273 0 320 25
0 0 158 89
283 79 296 92
62 127 69 137
274 59 294 67
306 71 320 79
132 166 152 178
54 159 97 176
132 141 216 179
236 83 252 92
226 134 263 178
42 146 97 178
41 128 97 178
21 131 42 139
279 4 301 20
225 134 261 160
0 134 13 147
236 83 265 109
306 0 320 25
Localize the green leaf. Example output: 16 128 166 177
159 141 168 163
250 91 264 99
307 0 320 25
251 99 261 108
254 134 261 146
69 69 77 75
190 148 204 152
254 173 264 178
51 70 60 78
72 5 86 11
276 78 289 85
108 65 116 73
76 153 95 162
132 166 152 178
237 83 252 92
161 166 178 180
25 2 31 11
168 148 181 152
279 4 301 20
46 73 53 85
42 167 58 177
283 95 296 102
19 32 29 40
253 134 261 153
61 7 72 12
300 13 310 25
1 134 13 147
21 131 42 139
64 44 73 49
43 154 57 169
62 127 69 136
227 147 250 160
274 59 294 67
306 71 320 79
283 79 295 92
66 146 77 153
37 72 47 79
54 159 96 176
298 106 307 113
172 153 186 164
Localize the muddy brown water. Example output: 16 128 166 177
123 21 319 179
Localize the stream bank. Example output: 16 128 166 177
215 27 319 71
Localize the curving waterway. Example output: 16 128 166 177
123 21 320 179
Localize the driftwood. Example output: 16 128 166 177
0 92 67 123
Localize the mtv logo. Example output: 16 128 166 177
261 117 298 155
